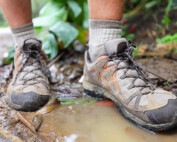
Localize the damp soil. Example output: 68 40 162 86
126 9 177 45
0 51 176 142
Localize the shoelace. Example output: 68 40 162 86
108 40 155 93
13 39 51 87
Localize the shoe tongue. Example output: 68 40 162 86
23 39 41 52
105 38 127 55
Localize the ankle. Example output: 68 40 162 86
88 19 122 62
11 22 39 49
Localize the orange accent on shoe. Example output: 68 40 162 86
106 78 111 91
16 50 20 54
84 74 87 78
41 49 45 53
15 54 21 63
98 56 107 62
113 70 121 92
90 69 97 73
103 62 116 70
99 72 102 82
15 50 21 62
17 64 21 71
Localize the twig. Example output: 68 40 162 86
17 112 36 133
47 52 64 68
123 1 147 18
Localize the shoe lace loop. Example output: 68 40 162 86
13 38 51 86
108 40 155 91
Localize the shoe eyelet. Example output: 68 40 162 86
120 75 125 80
127 85 134 90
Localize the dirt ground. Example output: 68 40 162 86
0 50 176 141
0 8 176 142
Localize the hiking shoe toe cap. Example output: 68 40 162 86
145 98 177 125
7 92 49 112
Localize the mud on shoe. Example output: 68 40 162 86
83 38 177 132
6 39 51 112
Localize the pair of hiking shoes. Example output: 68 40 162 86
5 38 177 132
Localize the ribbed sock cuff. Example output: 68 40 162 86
89 19 122 29
11 23 34 34
88 19 122 61
11 22 37 49
89 19 122 46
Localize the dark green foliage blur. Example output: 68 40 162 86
0 0 177 61
0 0 47 27
0 11 7 27
33 0 177 60
33 0 89 60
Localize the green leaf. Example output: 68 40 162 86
33 7 68 27
86 99 98 105
126 33 135 41
133 43 142 58
82 2 89 28
67 0 82 17
161 0 173 28
145 1 157 9
7 46 15 59
76 27 88 44
39 1 65 16
157 33 177 44
59 99 98 105
50 21 78 47
3 46 15 65
165 0 173 17
161 16 171 26
42 33 58 60
42 42 51 54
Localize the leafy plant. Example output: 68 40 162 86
121 22 135 41
59 99 98 105
156 33 177 56
33 0 89 60
161 0 173 29
3 46 15 65
133 43 142 58
157 33 177 43
164 79 171 86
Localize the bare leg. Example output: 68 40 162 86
88 0 125 61
88 0 125 20
0 0 50 112
0 0 32 28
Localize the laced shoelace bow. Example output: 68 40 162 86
108 40 155 92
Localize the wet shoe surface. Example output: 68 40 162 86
83 38 177 132
6 39 51 112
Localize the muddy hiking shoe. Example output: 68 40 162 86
6 39 51 112
83 38 177 132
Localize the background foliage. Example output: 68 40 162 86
0 0 177 61
33 0 89 60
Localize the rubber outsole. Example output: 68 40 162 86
83 81 177 132
5 91 49 112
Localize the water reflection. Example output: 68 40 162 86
39 97 177 142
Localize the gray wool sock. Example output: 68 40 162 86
89 19 122 61
11 23 38 49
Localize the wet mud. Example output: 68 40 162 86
0 52 176 142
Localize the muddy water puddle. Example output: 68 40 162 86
39 97 177 142
39 56 177 142
0 55 177 141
